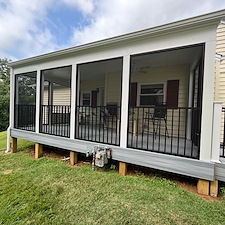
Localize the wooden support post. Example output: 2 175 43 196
117 119 120 135
10 137 17 153
70 151 78 166
119 162 127 176
133 120 137 136
197 179 210 195
210 180 219 197
35 143 43 159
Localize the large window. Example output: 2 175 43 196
139 83 165 106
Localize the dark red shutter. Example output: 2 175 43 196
129 82 137 107
166 80 179 107
91 90 98 107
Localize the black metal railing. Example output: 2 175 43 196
14 104 36 132
76 106 120 146
40 105 70 137
220 107 225 158
128 106 201 159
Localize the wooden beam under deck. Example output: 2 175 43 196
10 137 17 153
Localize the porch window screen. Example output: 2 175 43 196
139 84 164 106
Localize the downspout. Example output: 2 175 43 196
5 126 11 153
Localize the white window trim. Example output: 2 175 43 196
81 91 91 106
137 82 167 106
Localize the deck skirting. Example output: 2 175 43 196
11 128 215 181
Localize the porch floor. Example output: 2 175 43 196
127 133 199 158
38 124 199 158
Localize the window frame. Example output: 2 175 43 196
137 82 166 106
81 91 91 106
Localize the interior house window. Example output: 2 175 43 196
139 83 164 106
81 92 91 106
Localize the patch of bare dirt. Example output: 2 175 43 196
2 169 13 175
4 152 12 155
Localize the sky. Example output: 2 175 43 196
0 0 225 61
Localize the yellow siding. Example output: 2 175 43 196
43 87 49 105
80 79 105 92
131 64 190 107
215 23 225 142
52 86 70 105
216 23 225 105
80 78 105 105
105 72 121 104
43 85 71 105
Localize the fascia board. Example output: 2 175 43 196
9 9 225 67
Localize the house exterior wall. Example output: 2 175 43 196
105 72 122 104
43 86 71 106
216 22 225 103
52 86 70 105
215 22 225 144
131 64 190 107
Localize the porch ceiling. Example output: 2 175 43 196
79 45 203 80
79 58 123 81
41 45 203 83
42 66 71 87
132 45 203 72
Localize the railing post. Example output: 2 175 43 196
187 70 194 140
211 101 223 162
35 70 42 133
48 81 53 126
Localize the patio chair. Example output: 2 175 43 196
100 105 118 129
144 104 169 138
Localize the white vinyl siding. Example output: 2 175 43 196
216 23 225 105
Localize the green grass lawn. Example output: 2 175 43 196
0 131 225 225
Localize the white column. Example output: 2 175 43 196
120 55 130 148
6 67 15 152
211 101 223 163
70 64 77 139
187 70 194 140
9 67 15 128
35 70 41 133
199 41 216 161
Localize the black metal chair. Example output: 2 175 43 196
100 104 118 128
144 104 169 138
